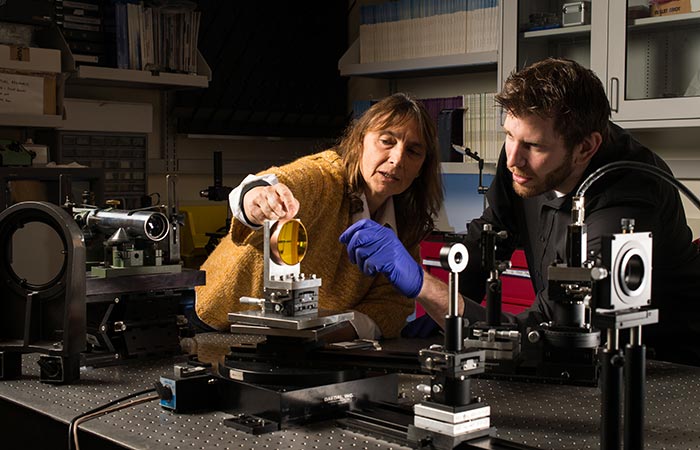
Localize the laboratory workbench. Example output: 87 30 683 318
1 333 699 450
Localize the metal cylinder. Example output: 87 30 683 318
486 277 502 326
435 375 471 406
624 342 646 450
567 224 587 268
553 301 586 328
601 347 623 450
439 243 469 352
444 313 463 353
78 208 170 242
439 243 469 317
571 196 585 225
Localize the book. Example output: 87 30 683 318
114 1 128 69
62 1 100 11
73 53 100 64
62 28 104 42
438 109 466 163
61 21 101 32
62 14 102 26
105 0 201 72
68 40 104 55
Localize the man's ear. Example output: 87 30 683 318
574 131 603 165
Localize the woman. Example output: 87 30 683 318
194 93 443 339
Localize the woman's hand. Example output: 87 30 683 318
242 183 300 225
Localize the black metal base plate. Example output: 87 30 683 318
216 372 399 430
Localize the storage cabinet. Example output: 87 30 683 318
607 5 700 127
501 0 594 76
503 1 700 129
501 1 612 94
50 131 148 209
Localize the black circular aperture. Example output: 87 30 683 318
145 215 168 240
621 254 644 292
0 203 77 296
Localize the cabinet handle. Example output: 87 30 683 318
609 77 619 113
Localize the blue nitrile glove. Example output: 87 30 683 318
339 219 423 298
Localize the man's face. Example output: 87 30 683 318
503 113 575 198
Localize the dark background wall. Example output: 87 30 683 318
174 0 349 138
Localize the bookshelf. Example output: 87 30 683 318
57 8 211 91
521 24 591 40
629 10 700 30
607 4 700 126
342 1 502 174
70 52 211 89
339 39 497 78
0 114 65 129
0 22 209 129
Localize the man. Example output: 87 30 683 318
340 58 700 366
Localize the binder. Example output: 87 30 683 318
438 108 465 163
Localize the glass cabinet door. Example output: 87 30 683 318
501 0 597 83
607 2 700 126
519 1 592 68
498 0 608 91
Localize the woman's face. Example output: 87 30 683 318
360 118 426 211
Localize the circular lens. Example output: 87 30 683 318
439 242 468 272
621 254 644 293
144 214 168 241
271 219 308 265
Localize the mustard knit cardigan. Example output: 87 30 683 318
195 150 418 338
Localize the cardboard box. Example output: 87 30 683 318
650 0 700 16
8 180 49 203
0 70 58 115
0 44 63 116
0 45 61 73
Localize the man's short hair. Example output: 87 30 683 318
496 58 611 149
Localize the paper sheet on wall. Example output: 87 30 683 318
0 72 44 115
685 71 700 97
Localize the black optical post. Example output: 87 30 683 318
199 151 232 202
199 151 233 253
570 160 700 450
480 224 509 327
409 243 494 449
625 327 647 450
577 213 658 450
594 308 657 450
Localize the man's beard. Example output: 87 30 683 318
512 152 573 198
